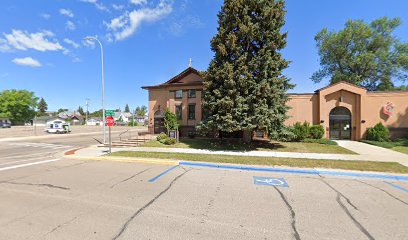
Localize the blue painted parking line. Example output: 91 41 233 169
254 176 289 187
148 165 179 183
179 161 408 182
384 181 408 193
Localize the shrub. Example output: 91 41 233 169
309 125 324 139
163 137 177 145
128 121 138 126
270 127 296 142
156 133 168 141
366 123 389 142
303 138 337 145
188 131 196 138
164 108 179 131
291 121 310 141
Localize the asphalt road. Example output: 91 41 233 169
0 132 407 239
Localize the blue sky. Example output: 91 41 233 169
0 0 407 112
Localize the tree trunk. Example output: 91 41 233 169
243 129 252 143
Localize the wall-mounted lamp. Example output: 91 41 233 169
339 96 344 102
361 120 366 123
320 120 325 123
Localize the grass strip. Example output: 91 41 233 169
110 151 408 174
361 139 408 155
141 139 356 154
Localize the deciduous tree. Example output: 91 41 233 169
0 89 38 124
312 17 408 90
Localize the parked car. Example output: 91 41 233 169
0 122 11 128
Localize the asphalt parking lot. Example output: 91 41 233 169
0 158 407 240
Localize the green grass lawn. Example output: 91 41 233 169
141 138 355 154
110 151 408 174
361 139 408 155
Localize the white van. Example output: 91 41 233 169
45 120 71 134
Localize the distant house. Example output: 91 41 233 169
86 117 102 126
33 116 64 126
70 115 84 125
113 112 133 124
58 111 84 125
135 115 148 125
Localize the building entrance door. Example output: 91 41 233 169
329 107 351 140
154 110 165 134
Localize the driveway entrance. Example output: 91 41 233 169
329 107 351 140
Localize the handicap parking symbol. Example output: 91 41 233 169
253 176 289 187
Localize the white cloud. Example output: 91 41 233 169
12 57 42 67
107 14 129 31
107 0 173 41
112 4 124 10
59 8 74 18
130 0 147 5
0 30 64 52
80 0 108 11
72 57 81 63
64 38 80 48
41 13 51 19
66 20 76 30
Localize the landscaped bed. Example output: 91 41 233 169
139 138 356 154
361 138 408 155
110 151 408 174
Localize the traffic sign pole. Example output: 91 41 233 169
105 115 115 154
109 126 112 154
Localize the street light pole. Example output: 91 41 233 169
84 36 106 144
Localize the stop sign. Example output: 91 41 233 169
106 116 115 127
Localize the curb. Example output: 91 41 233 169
64 155 179 165
64 152 408 181
179 161 408 181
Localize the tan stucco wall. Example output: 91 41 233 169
285 83 408 140
361 92 408 138
147 78 408 139
147 73 204 133
286 94 318 125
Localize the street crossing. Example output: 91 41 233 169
5 142 72 149
0 142 70 172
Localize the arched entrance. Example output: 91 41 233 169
154 110 165 134
329 107 351 140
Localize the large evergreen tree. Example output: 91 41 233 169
124 104 130 112
201 0 293 142
38 97 48 115
77 106 85 115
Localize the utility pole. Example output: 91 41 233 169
133 108 135 127
85 98 90 125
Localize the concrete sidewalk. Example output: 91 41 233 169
336 140 408 162
67 142 408 167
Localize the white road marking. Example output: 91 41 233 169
6 142 71 149
0 156 55 166
1 151 55 160
0 159 61 172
